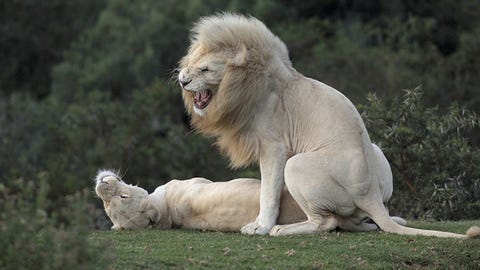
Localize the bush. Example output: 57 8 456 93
0 0 105 98
0 79 239 202
359 86 480 219
0 175 112 270
51 0 236 100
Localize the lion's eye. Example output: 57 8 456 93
201 67 210 72
120 194 130 199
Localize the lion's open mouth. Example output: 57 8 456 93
194 90 212 109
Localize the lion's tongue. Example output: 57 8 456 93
194 90 211 109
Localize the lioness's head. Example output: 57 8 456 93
95 170 159 230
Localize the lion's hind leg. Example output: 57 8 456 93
336 211 406 232
269 216 337 236
337 218 378 232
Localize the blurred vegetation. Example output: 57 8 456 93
360 87 480 220
1 3 479 261
0 178 112 269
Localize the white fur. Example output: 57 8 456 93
193 106 207 117
95 171 305 231
178 14 478 238
94 167 406 232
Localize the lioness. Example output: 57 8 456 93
178 13 479 238
95 170 304 231
95 144 405 231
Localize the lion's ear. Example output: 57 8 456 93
228 44 248 67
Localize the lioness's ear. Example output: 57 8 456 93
140 201 160 228
228 44 248 67
111 224 122 230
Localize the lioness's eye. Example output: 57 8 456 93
201 67 209 72
120 194 130 199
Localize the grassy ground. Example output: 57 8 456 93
90 220 480 269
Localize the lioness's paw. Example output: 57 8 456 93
95 170 119 183
241 222 272 235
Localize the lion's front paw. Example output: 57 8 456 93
241 222 272 235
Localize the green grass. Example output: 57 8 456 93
90 220 480 269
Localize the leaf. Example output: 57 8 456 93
222 247 231 256
285 249 296 256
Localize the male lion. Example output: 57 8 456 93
178 13 479 238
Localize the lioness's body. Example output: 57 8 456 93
152 177 306 231
95 171 305 231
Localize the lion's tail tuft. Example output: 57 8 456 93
466 226 480 238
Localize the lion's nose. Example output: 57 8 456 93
179 78 192 88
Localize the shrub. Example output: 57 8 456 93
0 79 239 204
0 174 112 270
359 86 480 219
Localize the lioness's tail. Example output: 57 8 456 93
360 198 480 239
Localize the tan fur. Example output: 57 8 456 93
466 226 480 238
95 170 306 231
95 170 406 232
178 13 479 238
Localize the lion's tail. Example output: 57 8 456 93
376 216 477 239
359 197 479 239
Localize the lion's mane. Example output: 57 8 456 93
181 14 294 167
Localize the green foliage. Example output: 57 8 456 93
52 0 185 100
269 1 480 112
49 0 294 100
359 86 480 219
0 80 238 198
90 221 480 269
3 0 480 109
273 14 480 110
0 176 112 270
0 0 105 98
431 24 480 109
